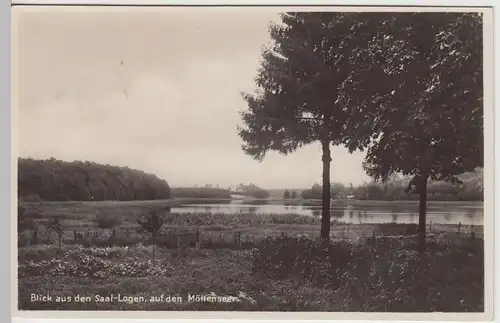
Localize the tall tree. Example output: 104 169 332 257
238 12 405 239
355 13 483 252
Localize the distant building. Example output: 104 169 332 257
230 194 253 200
334 193 356 200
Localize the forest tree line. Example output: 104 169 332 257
18 157 482 203
299 169 483 201
18 158 271 202
18 158 171 202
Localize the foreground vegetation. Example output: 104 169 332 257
18 200 484 311
18 232 483 311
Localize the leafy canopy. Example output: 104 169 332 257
355 13 483 183
238 12 411 159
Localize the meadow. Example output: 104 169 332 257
17 200 484 312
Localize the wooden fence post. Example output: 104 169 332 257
88 229 93 247
470 225 475 238
372 231 377 252
33 226 38 245
458 222 461 234
73 230 77 242
251 247 256 273
177 235 180 251
429 221 432 233
196 228 200 250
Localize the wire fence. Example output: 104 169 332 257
18 221 482 250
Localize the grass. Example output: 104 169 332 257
17 200 484 311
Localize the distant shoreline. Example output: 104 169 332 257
19 197 484 207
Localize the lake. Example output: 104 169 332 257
170 200 484 225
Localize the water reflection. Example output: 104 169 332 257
330 209 344 218
170 202 483 225
247 199 268 205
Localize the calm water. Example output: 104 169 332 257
170 201 484 225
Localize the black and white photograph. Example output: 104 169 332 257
13 5 492 316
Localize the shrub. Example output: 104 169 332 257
95 213 122 242
95 213 122 230
252 236 351 287
337 234 484 312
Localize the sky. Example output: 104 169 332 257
14 6 370 189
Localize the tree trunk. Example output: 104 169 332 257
320 140 332 240
418 175 428 254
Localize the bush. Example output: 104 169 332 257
252 236 351 287
95 213 122 230
337 234 484 312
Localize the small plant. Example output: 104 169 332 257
47 215 64 249
137 208 165 262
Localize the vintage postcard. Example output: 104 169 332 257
11 4 494 321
